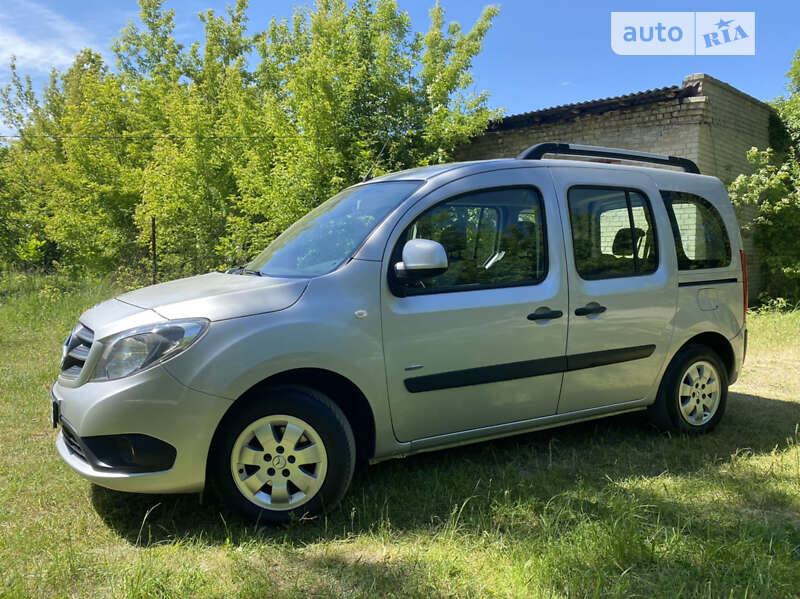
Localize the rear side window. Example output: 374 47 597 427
568 187 658 279
660 191 731 270
394 186 547 293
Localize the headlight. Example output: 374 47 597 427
92 319 209 381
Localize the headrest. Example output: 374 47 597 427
612 227 645 256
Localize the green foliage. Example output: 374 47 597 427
777 47 800 148
768 111 793 156
0 0 500 279
0 146 17 265
729 148 800 301
751 295 800 314
14 235 46 265
734 147 800 300
729 49 800 302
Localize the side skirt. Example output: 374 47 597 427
369 399 649 464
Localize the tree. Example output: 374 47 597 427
777 48 800 149
0 0 500 279
2 50 149 271
729 49 800 302
729 148 800 301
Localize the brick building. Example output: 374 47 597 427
456 73 773 300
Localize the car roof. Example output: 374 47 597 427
367 157 719 186
366 161 487 181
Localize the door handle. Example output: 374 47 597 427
575 304 607 316
527 309 564 321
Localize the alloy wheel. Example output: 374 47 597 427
230 414 328 511
677 360 721 426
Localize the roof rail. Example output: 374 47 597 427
516 142 701 174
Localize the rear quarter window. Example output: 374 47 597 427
660 190 731 270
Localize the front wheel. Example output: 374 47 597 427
648 344 728 434
212 386 356 523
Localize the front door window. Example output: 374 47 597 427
394 186 547 294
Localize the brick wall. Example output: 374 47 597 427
456 95 706 164
689 73 771 183
672 205 701 259
456 73 771 302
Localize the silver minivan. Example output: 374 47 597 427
52 143 748 522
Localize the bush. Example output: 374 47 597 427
729 148 800 302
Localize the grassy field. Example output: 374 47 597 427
2 274 800 598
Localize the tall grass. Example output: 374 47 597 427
2 273 800 598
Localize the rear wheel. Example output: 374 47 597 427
212 386 355 523
648 344 728 434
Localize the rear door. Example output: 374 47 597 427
380 168 568 442
551 167 679 414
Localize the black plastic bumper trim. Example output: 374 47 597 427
678 278 738 287
59 416 176 473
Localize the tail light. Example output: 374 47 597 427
740 249 748 322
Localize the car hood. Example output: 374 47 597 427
115 272 309 322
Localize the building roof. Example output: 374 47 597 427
490 80 702 132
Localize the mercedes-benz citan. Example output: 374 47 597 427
52 143 748 522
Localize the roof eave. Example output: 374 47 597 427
489 82 701 132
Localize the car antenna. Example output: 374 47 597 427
362 138 389 182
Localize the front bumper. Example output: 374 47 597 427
52 365 232 494
58 413 177 473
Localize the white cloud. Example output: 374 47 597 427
0 0 96 74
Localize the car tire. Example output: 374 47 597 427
211 385 356 523
647 344 728 434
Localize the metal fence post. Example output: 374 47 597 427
151 215 157 285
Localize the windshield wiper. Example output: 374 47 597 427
225 266 263 276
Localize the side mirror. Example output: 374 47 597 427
394 239 448 280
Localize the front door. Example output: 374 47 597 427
380 168 568 442
551 167 678 414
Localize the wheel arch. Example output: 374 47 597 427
209 368 376 472
670 331 735 379
648 330 733 433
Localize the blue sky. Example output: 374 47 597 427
0 0 798 123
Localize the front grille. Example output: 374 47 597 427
61 324 94 379
61 423 88 463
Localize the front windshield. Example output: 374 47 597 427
248 180 422 277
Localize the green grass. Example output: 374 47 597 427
2 274 800 598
